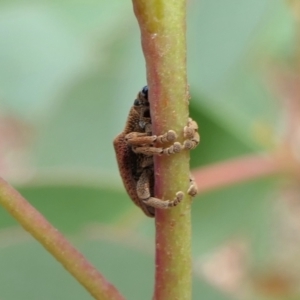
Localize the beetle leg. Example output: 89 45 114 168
137 169 184 209
132 142 182 156
125 130 177 147
127 118 199 151
140 156 153 168
125 132 155 146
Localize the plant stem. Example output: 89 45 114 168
132 1 191 299
192 154 283 194
0 177 124 300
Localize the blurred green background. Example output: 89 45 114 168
0 0 296 299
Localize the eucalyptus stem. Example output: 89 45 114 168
132 1 192 299
0 177 124 300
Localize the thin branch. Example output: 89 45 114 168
193 154 283 195
0 177 124 300
132 1 191 300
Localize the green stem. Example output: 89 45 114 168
0 177 124 300
132 1 191 299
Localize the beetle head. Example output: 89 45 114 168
133 86 150 120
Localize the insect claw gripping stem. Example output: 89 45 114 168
156 130 177 144
161 142 182 155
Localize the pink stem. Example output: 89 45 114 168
193 154 283 194
0 177 124 300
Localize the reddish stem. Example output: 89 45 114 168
132 1 192 299
0 177 124 300
193 154 283 194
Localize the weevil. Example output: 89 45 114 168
113 86 199 217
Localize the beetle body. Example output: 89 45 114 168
113 87 155 217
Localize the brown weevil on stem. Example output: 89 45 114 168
113 86 199 217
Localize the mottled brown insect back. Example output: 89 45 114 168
113 86 199 217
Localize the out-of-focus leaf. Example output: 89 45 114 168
0 183 154 299
190 99 252 167
0 5 87 120
0 184 144 231
192 179 274 257
187 0 290 148
0 237 156 300
0 1 294 299
0 1 130 122
33 30 146 172
0 177 275 299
